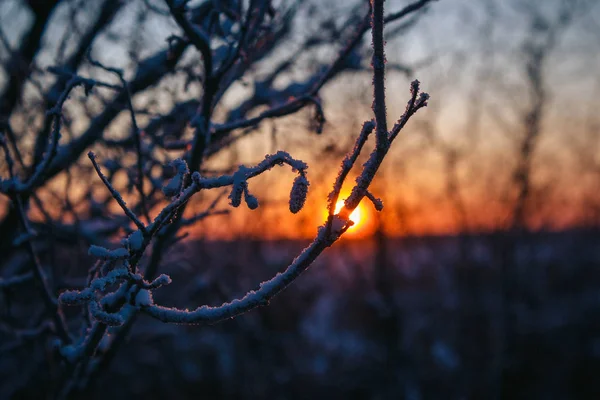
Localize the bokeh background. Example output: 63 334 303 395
1 0 600 398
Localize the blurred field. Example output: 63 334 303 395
4 229 599 399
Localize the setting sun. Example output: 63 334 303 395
335 200 363 231
334 200 365 232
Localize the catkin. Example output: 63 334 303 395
289 174 309 214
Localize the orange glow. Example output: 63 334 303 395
334 200 363 231
317 197 376 239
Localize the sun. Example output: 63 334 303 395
334 200 363 231
320 195 374 238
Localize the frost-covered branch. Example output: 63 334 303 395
371 0 390 147
140 75 428 324
87 54 150 223
212 0 435 142
0 0 435 396
126 1 430 326
1 74 95 195
327 120 375 218
88 152 147 233
59 150 311 333
142 237 330 324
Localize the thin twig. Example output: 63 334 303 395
87 54 150 223
14 196 71 344
88 152 146 232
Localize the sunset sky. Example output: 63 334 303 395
1 0 599 240
186 0 600 239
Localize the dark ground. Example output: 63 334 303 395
2 229 600 399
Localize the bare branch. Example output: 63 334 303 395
88 152 147 233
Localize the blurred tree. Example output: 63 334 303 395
0 0 434 397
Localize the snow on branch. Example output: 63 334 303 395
2 1 434 394
365 190 384 211
87 53 150 222
133 1 429 326
88 151 147 232
162 159 189 197
1 73 106 195
327 119 376 219
140 75 428 323
59 266 172 327
58 150 310 330
141 237 330 324
88 245 129 260
0 3 431 356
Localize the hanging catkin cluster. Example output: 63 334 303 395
243 185 259 210
229 179 246 207
289 172 309 214
228 171 259 209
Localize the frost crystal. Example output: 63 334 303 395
88 245 129 260
89 301 124 326
135 289 154 307
150 274 172 288
128 230 144 251
59 288 94 305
